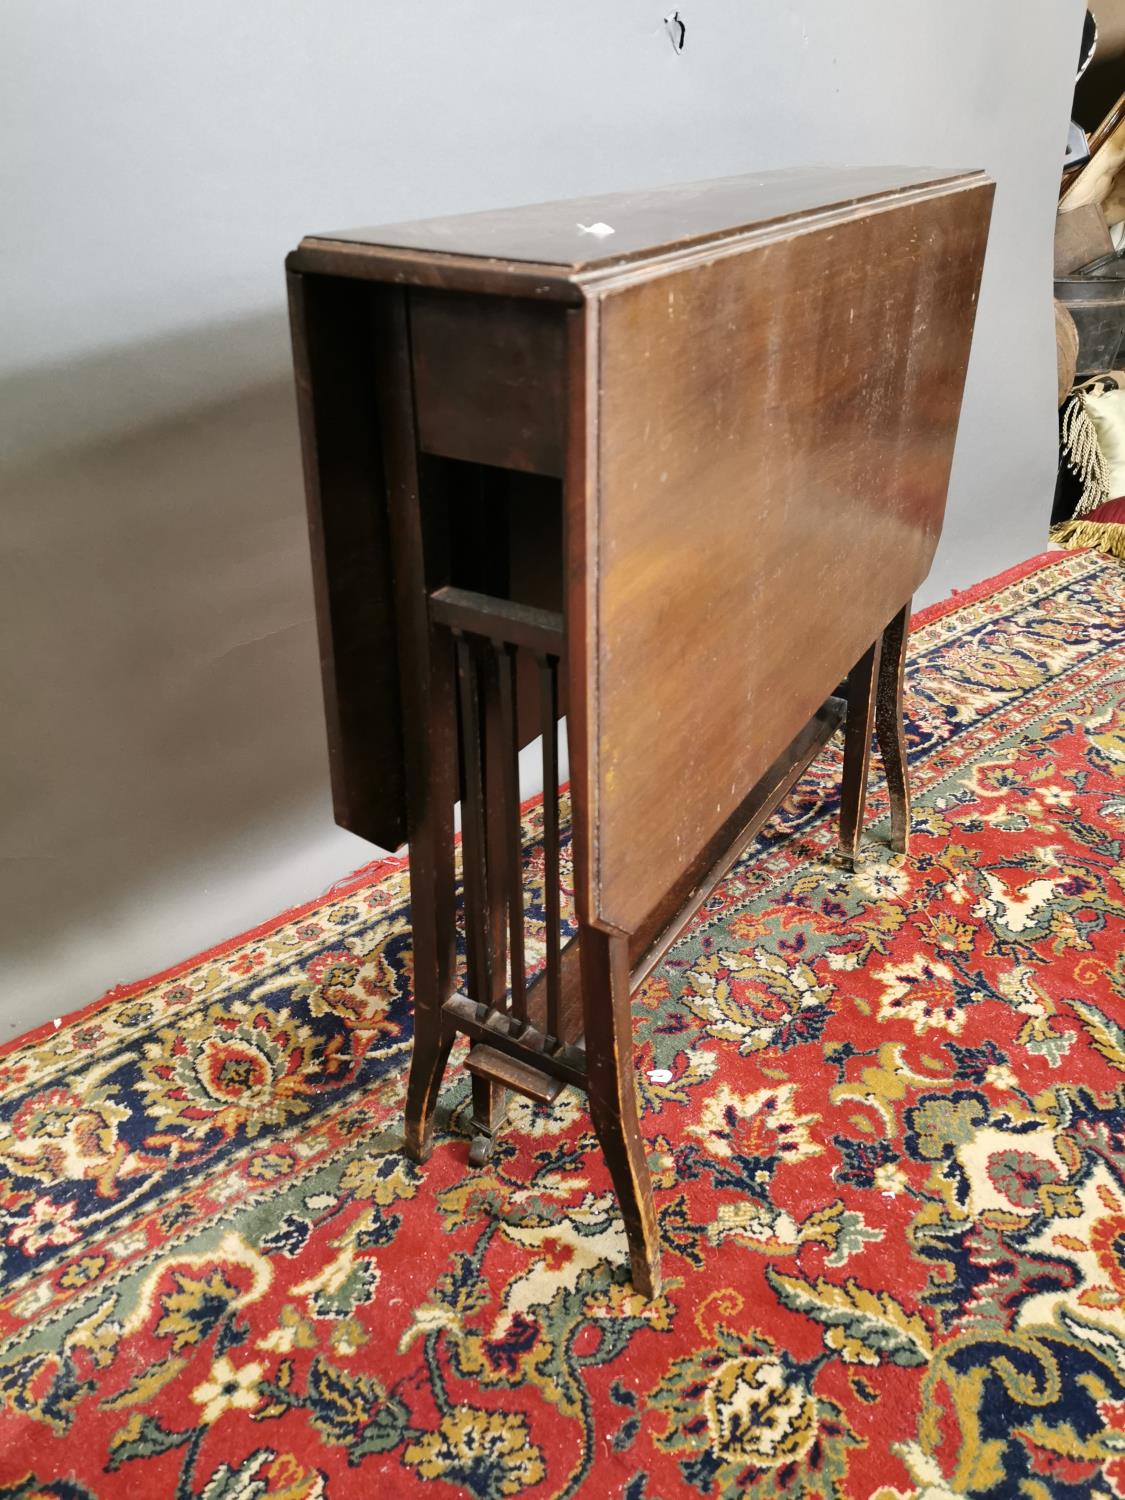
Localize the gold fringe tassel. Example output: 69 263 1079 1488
1050 516 1125 559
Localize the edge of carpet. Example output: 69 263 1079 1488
908 546 1070 631
0 853 408 1061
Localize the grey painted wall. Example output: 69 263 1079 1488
1 0 1082 1031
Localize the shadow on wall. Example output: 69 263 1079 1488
0 313 337 977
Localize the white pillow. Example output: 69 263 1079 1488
1083 386 1125 498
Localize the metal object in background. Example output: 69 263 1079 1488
1066 119 1091 169
1055 250 1125 375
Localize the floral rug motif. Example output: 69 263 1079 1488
1 549 1124 1499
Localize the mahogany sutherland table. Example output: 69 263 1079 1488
286 167 994 1296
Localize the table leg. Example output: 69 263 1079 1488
580 925 662 1299
468 1073 509 1166
402 624 458 1163
377 287 459 1166
875 599 912 854
839 637 881 869
404 1020 455 1163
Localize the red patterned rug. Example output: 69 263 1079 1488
2 549 1124 1500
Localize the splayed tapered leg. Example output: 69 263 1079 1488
580 926 662 1299
401 631 458 1164
839 637 881 869
875 600 912 855
404 1024 455 1163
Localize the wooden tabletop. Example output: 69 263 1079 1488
300 166 985 273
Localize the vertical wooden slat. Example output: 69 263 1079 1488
538 653 562 1043
496 640 527 1029
479 646 510 1007
455 632 492 1016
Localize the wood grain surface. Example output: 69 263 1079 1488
299 166 983 274
578 180 993 932
286 272 407 851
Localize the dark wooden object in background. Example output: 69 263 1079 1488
287 168 993 1297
